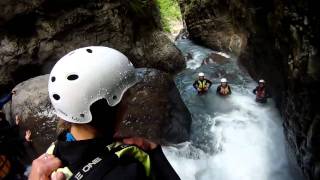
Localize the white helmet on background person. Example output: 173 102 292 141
259 79 265 83
221 78 227 83
48 46 137 124
198 72 205 77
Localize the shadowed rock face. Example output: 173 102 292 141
0 0 185 94
180 0 320 179
6 69 191 155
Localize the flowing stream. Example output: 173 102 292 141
162 39 303 180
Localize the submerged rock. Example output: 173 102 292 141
7 69 191 156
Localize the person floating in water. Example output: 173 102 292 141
216 78 232 96
193 72 212 95
253 79 270 103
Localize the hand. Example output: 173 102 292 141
197 88 201 92
25 130 32 142
29 154 65 180
15 115 21 125
122 137 158 151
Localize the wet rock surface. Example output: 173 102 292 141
117 68 191 144
0 0 185 94
7 75 58 154
7 69 191 155
180 0 320 179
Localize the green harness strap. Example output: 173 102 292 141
107 142 151 177
47 142 152 179
197 80 207 89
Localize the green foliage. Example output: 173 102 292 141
129 0 148 16
156 0 182 32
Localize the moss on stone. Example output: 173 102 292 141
156 0 182 32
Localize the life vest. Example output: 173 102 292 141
0 155 11 179
197 80 208 90
219 86 230 96
46 142 152 180
256 87 266 99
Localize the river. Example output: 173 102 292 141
162 39 303 180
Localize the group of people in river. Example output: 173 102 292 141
193 72 270 103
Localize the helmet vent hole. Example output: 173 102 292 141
51 76 56 82
80 114 85 117
67 74 79 81
86 49 92 53
113 95 117 100
53 94 60 100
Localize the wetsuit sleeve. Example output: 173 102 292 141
193 81 198 89
228 85 232 94
216 86 221 94
253 87 257 94
0 93 12 109
206 79 212 87
149 146 181 180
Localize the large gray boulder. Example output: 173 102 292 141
7 69 191 155
9 75 58 154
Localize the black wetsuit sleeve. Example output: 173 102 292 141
149 146 181 180
253 87 257 94
206 79 212 87
216 86 221 94
193 81 198 89
0 93 12 109
228 85 232 94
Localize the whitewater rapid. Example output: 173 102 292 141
162 39 303 180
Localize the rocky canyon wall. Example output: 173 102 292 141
179 0 320 179
0 0 185 94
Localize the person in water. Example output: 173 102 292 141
253 79 270 103
216 78 232 96
193 72 212 94
29 46 180 180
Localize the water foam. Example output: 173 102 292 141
163 39 302 180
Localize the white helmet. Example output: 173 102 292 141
48 46 137 124
198 72 205 77
221 78 227 83
259 79 265 83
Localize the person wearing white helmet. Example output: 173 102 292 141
29 46 180 180
193 72 212 95
253 79 270 103
216 78 232 96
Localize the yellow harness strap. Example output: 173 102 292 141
198 80 207 89
46 142 151 179
46 143 73 179
107 142 151 177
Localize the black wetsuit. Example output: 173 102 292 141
253 86 270 103
193 79 212 94
216 85 232 96
52 133 180 180
0 93 12 109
